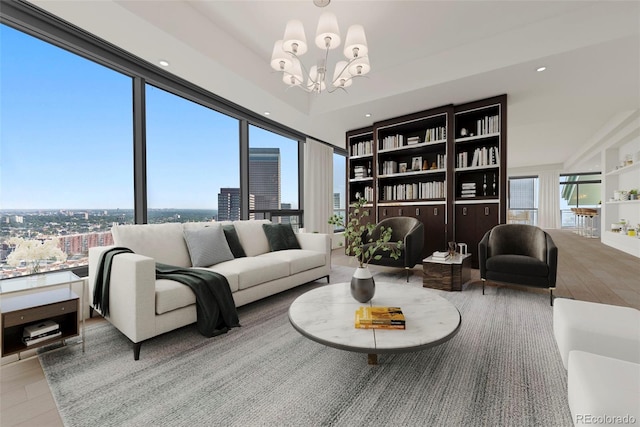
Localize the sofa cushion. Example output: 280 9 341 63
211 256 289 290
183 225 234 267
112 223 191 267
233 220 271 257
262 223 301 251
155 279 196 315
258 249 326 275
222 225 246 258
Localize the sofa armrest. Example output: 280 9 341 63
88 246 157 343
546 233 558 287
297 232 331 256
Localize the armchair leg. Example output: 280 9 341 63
549 287 555 306
482 279 486 295
405 268 410 282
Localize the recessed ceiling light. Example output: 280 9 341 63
365 113 372 118
264 111 271 116
159 60 170 67
536 66 546 72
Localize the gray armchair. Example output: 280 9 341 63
361 217 424 281
479 224 558 305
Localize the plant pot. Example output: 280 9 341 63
351 267 375 303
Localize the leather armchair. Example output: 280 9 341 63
361 217 424 281
479 224 558 305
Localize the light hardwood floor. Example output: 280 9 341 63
1 229 638 426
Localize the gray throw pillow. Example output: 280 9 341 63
183 224 234 267
262 223 301 252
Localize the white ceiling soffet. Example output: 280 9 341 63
29 0 640 171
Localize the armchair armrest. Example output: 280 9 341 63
479 230 491 279
88 246 157 343
546 234 558 286
403 223 425 267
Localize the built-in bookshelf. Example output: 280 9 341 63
601 139 640 258
345 96 507 261
375 110 449 205
346 127 375 206
453 95 507 267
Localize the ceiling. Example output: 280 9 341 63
30 0 640 171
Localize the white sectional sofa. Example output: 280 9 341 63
88 220 331 359
553 299 640 425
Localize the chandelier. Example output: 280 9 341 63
269 4 370 94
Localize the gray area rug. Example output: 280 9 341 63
39 266 572 426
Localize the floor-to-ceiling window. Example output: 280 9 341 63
248 125 301 228
508 176 538 225
145 84 239 223
0 3 311 277
0 24 133 278
559 173 601 228
332 152 346 232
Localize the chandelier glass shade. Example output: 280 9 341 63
270 11 370 94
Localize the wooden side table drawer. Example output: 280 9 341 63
3 300 78 327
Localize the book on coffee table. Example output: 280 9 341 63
355 306 406 330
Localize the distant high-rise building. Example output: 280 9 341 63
280 203 291 224
218 188 241 221
333 193 341 209
249 148 280 216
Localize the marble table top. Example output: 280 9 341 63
288 282 461 355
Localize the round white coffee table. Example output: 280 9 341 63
288 282 461 364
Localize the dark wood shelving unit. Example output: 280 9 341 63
345 95 507 265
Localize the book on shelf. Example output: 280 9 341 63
407 136 420 145
355 306 406 329
22 329 62 346
23 319 59 338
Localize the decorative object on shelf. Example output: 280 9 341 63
399 163 407 173
328 198 402 302
411 156 422 171
483 174 487 196
629 189 638 200
614 190 629 201
5 237 67 276
460 128 468 137
270 0 370 94
492 173 496 196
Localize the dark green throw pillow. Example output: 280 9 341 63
262 223 301 252
222 225 247 258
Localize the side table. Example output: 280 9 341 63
0 271 86 361
423 253 471 291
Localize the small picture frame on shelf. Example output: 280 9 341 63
411 156 422 171
399 163 407 173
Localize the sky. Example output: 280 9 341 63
1 24 344 211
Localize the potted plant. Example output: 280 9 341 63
629 189 638 200
328 198 402 302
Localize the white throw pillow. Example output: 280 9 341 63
112 223 191 267
233 220 271 257
183 224 234 267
